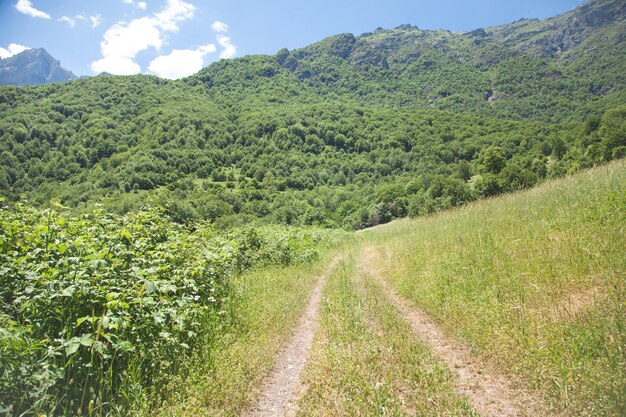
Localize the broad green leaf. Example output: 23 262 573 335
64 337 80 355
79 334 93 347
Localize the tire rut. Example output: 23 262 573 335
246 256 341 417
359 246 546 417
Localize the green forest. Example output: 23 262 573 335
0 0 625 415
1 0 624 229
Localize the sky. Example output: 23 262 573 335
0 0 585 79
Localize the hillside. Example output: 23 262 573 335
190 0 625 122
0 0 624 230
349 160 625 416
2 159 623 416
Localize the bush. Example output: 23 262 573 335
0 202 336 415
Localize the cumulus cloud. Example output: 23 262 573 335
102 18 163 60
210 20 236 59
211 20 228 33
0 43 31 59
15 0 50 19
154 0 194 31
217 35 236 59
148 44 216 79
90 0 196 75
91 56 141 75
91 17 162 74
58 16 75 28
90 14 103 28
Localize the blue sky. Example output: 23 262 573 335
0 0 584 79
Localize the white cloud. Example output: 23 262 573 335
58 16 76 28
90 0 196 75
90 14 103 28
91 55 141 75
210 21 237 59
148 44 216 79
102 18 163 60
217 35 236 59
211 20 228 33
15 0 50 19
75 15 86 21
0 43 31 59
124 0 148 9
154 0 195 31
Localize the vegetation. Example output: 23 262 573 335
148 162 622 417
0 0 624 415
358 160 626 415
0 200 341 415
0 0 624 229
297 249 475 416
152 252 340 416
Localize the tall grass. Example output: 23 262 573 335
360 160 625 415
297 246 475 416
150 250 341 416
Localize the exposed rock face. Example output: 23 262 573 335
485 89 505 103
349 40 390 71
326 33 357 59
0 48 76 86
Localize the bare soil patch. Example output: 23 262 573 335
546 287 606 322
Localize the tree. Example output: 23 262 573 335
474 173 502 197
456 160 472 181
482 146 506 174
550 137 568 160
599 105 626 160
262 171 275 189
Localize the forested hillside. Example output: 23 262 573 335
0 0 624 229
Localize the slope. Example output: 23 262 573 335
353 160 625 415
0 48 77 86
0 0 624 230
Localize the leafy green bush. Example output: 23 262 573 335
0 201 334 415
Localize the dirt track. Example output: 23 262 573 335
246 256 341 417
359 246 545 417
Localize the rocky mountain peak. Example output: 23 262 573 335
0 48 77 86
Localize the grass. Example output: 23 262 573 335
141 161 622 416
297 245 476 416
358 160 625 415
148 250 339 417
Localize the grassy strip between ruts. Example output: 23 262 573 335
149 249 341 417
359 160 626 416
297 244 476 416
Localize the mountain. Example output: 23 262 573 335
0 0 624 229
0 48 77 86
190 0 624 123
